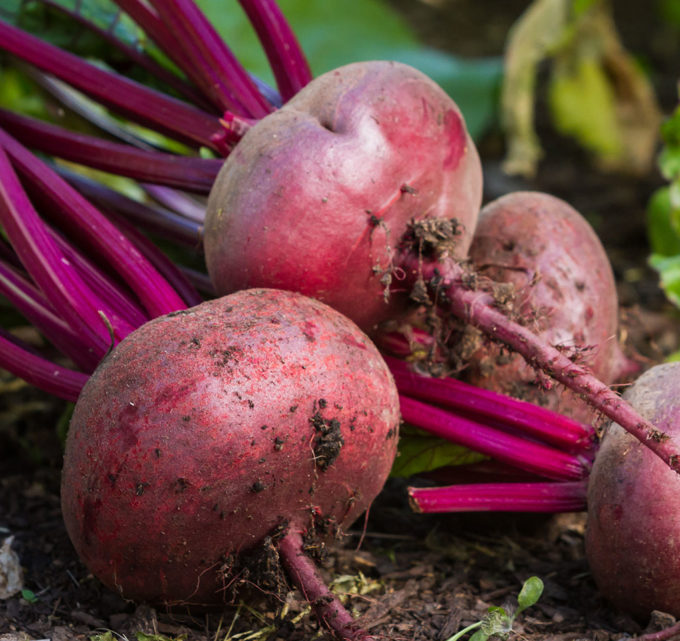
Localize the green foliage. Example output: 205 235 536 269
446 576 544 641
7 0 144 52
548 55 623 162
657 0 680 32
502 0 660 176
20 588 38 603
391 425 486 478
648 105 680 314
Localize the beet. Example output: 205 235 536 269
464 192 634 423
585 362 680 619
203 60 680 474
61 288 399 638
204 60 483 332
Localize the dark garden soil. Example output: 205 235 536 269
2 1 680 640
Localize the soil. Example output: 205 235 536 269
2 1 680 640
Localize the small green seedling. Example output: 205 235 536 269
20 588 38 604
446 576 544 641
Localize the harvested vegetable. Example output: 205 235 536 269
205 59 482 331
465 191 635 423
61 288 400 639
586 362 680 619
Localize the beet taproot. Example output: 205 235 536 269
204 60 483 333
61 288 399 633
464 191 633 423
585 362 680 619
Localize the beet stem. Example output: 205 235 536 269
142 185 206 223
278 529 375 641
0 259 97 371
63 171 204 249
0 129 187 317
0 146 113 358
408 480 588 513
630 621 680 641
147 0 273 118
49 230 145 339
411 257 680 473
238 0 313 101
386 355 596 452
400 395 590 481
0 20 223 150
0 328 87 402
0 109 221 194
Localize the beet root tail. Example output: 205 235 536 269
402 256 680 474
278 529 375 641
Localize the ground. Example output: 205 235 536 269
2 1 680 640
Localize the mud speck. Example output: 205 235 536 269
310 410 344 471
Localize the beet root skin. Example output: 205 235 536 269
585 362 680 618
204 60 482 333
61 289 399 606
465 191 629 422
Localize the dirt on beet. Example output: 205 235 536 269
2 0 680 639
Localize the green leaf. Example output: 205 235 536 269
649 253 680 307
468 631 489 641
480 608 511 637
516 576 544 614
548 54 623 161
391 427 486 478
0 68 51 118
21 588 38 603
136 633 186 641
196 0 502 140
659 146 680 182
646 187 680 257
6 0 145 56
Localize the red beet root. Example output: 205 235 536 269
204 60 483 332
586 362 680 619
465 192 634 423
61 288 399 638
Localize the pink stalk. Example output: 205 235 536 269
0 147 114 358
0 109 222 194
0 260 97 371
0 328 87 402
400 396 590 481
238 0 313 100
148 0 273 117
141 185 206 224
107 213 203 308
278 529 374 641
404 256 680 473
0 20 223 150
387 355 595 452
0 129 187 317
408 480 588 513
50 231 149 333
111 0 174 51
63 171 203 249
0 327 89 401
